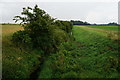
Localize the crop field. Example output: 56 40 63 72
2 24 23 36
2 24 23 47
2 24 119 79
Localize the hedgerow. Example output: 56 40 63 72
12 5 73 54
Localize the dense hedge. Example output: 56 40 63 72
12 5 73 54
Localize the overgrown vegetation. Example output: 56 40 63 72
2 25 42 79
2 5 119 79
3 5 73 79
12 5 73 54
38 26 119 78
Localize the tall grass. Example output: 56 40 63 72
2 24 42 79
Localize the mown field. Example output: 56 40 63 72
2 24 119 79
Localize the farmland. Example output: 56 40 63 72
85 25 118 31
2 24 119 79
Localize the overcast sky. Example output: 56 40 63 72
0 0 119 24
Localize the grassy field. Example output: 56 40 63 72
86 25 118 31
2 25 119 79
2 24 23 36
77 26 119 40
72 26 119 78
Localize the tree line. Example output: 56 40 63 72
70 20 119 26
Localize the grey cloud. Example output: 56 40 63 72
0 2 118 24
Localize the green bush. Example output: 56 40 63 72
61 21 73 34
12 5 73 54
12 30 32 49
61 71 78 78
54 20 73 34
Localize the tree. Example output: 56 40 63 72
12 5 73 54
107 22 118 26
13 5 56 53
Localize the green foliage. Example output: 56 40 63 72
54 20 73 34
6 4 119 79
40 26 119 78
3 5 73 79
12 5 73 54
3 50 41 79
61 71 78 78
60 21 73 33
38 58 53 79
3 23 119 79
52 29 68 45
12 30 32 48
2 25 42 79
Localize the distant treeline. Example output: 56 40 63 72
70 20 119 26
70 20 90 25
1 23 19 25
107 22 119 26
92 22 119 26
1 21 119 26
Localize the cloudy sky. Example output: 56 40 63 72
0 0 119 24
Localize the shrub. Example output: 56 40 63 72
61 21 73 34
12 5 73 54
61 71 78 78
2 46 41 79
55 20 73 34
12 30 32 49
